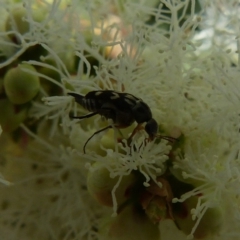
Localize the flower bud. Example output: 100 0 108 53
4 63 40 104
5 7 29 41
87 165 136 207
173 196 223 239
100 205 160 240
170 167 203 187
5 6 45 43
0 78 4 95
0 99 28 132
38 60 61 95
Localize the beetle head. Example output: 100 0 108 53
145 118 158 140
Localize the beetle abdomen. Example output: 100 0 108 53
81 98 99 112
68 92 99 112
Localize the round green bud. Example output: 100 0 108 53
5 6 46 43
174 196 223 239
38 59 61 95
0 99 28 132
87 164 136 207
5 7 29 37
100 205 161 240
4 63 40 104
5 6 47 59
0 78 4 95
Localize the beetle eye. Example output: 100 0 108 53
145 118 158 139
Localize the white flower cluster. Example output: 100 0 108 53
0 0 240 239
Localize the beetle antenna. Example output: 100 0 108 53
156 135 177 142
69 112 98 120
83 125 112 153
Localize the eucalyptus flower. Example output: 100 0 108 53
0 0 240 240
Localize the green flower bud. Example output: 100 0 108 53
38 60 61 95
87 165 136 207
0 99 28 132
5 7 29 39
4 63 40 104
100 205 160 240
5 6 47 58
170 167 204 187
5 6 45 43
174 196 223 239
58 50 75 74
0 78 4 95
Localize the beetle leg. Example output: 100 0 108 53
127 124 144 146
136 137 149 152
83 125 113 154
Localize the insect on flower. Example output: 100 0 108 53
68 90 173 153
